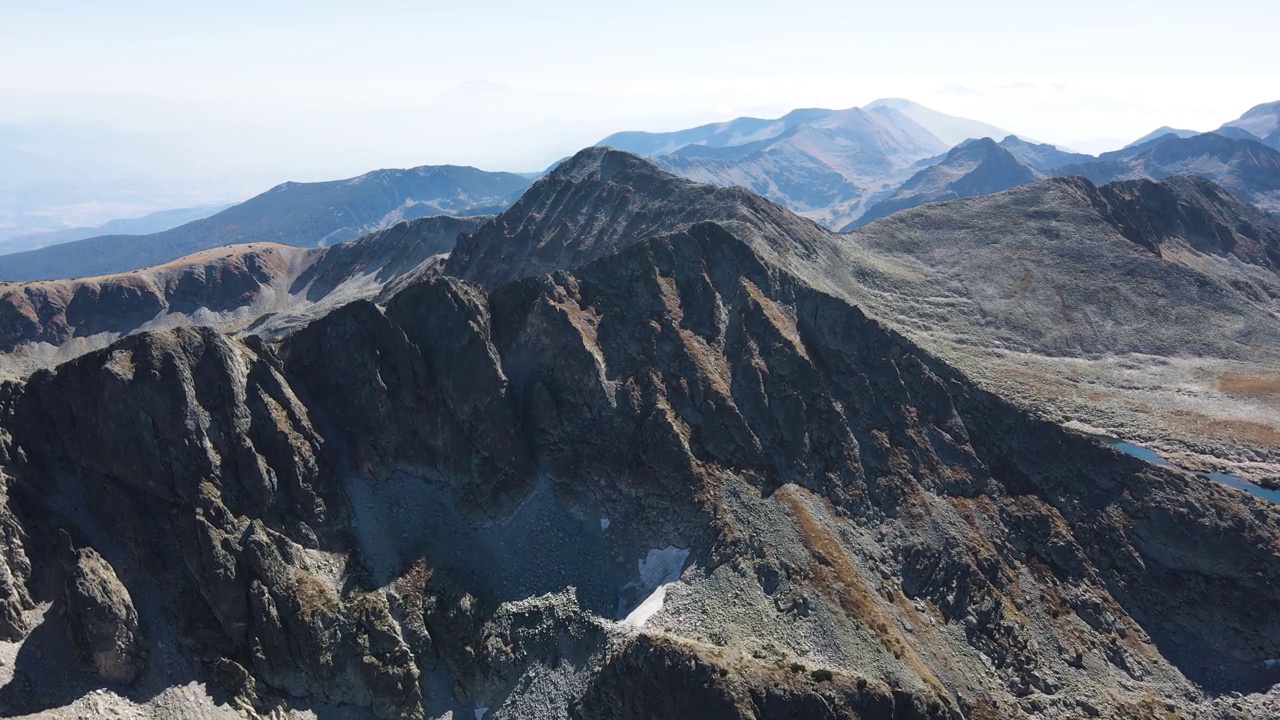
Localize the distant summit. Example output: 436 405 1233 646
849 137 1042 229
595 99 1046 229
863 97 1017 147
1123 126 1198 149
996 135 1092 172
1220 100 1280 150
1055 132 1280 215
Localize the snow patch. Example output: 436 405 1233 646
1266 658 1280 669
599 517 610 531
475 707 488 720
618 546 689 629
622 583 671 628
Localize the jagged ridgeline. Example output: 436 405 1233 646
0 148 1276 719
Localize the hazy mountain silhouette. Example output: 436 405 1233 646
849 137 1043 228
0 165 530 281
1219 100 1280 150
1123 126 1198 149
0 204 229 257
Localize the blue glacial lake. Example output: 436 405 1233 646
1106 439 1280 504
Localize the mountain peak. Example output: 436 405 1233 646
863 98 1016 147
544 145 665 184
849 137 1041 229
445 148 832 288
1123 126 1198 150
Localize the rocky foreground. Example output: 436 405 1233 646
0 148 1276 719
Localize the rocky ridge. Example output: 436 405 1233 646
0 214 485 378
0 149 1274 719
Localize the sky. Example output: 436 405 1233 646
1 0 1278 229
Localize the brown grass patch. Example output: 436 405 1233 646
292 569 340 619
1166 408 1280 447
1217 372 1280 399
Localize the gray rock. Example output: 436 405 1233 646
57 532 146 684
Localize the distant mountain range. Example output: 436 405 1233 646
0 214 485 375
6 98 1280 282
0 204 229 257
0 165 530 281
848 130 1280 228
597 99 1019 229
1056 132 1280 215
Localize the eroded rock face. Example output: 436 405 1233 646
0 473 33 641
57 533 146 684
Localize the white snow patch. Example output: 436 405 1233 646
623 583 671 628
619 546 689 629
636 546 689 589
475 707 488 720
1265 658 1280 669
600 517 610 530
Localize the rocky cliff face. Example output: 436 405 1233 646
1075 174 1280 269
0 148 1275 719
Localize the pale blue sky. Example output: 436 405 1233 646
1 0 1277 203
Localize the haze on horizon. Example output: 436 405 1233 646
2 0 1277 234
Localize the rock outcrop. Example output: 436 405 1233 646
0 472 33 641
57 532 146 684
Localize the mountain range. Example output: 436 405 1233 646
0 204 229 257
7 99 1280 287
0 165 530 282
598 100 997 229
0 146 1277 719
847 138 1045 229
